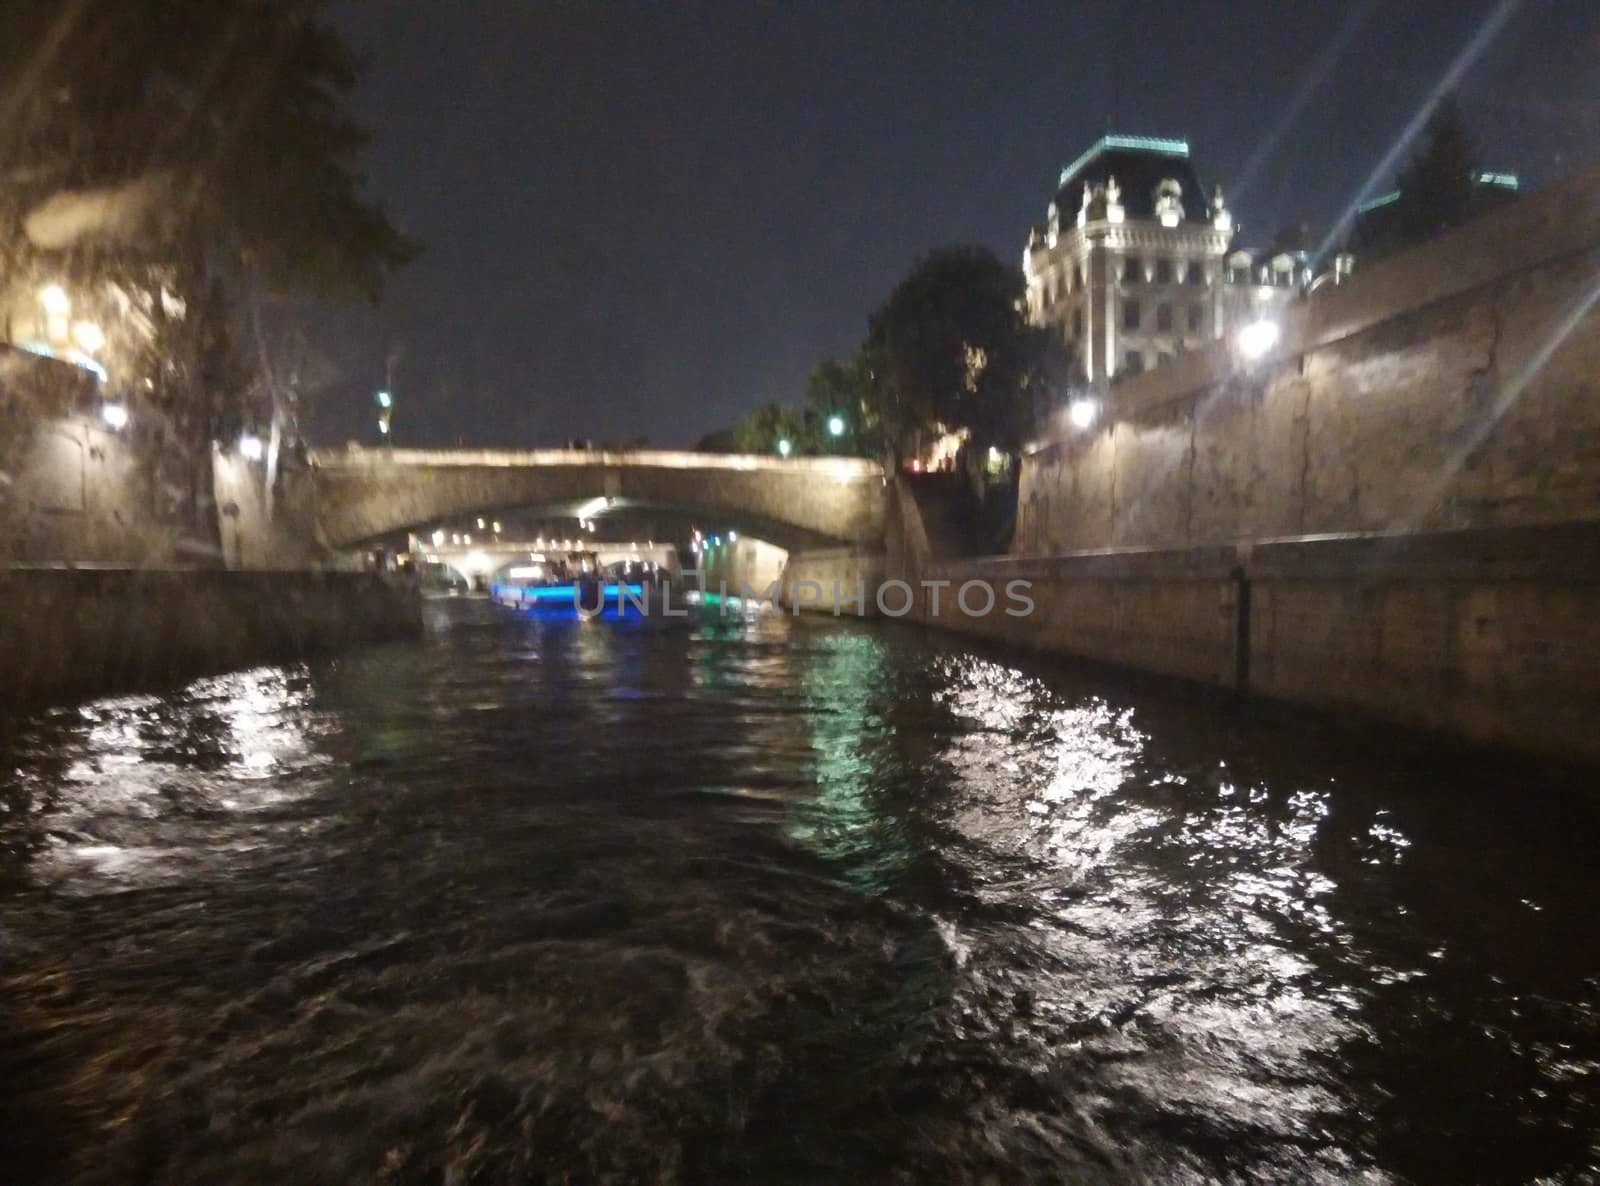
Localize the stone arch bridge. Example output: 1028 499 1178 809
304 448 887 551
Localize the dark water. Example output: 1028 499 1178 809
2 599 1597 1185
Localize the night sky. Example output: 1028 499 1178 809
306 0 1597 450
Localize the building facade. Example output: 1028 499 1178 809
1023 135 1234 382
1023 133 1318 383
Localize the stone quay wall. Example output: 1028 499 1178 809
889 516 1600 766
0 568 420 715
1015 164 1600 554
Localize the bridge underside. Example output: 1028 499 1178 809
306 449 887 553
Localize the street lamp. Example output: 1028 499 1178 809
1236 319 1280 361
777 438 793 457
100 402 129 430
71 320 105 354
39 284 70 317
1067 398 1099 430
375 389 393 443
239 433 265 461
827 414 845 437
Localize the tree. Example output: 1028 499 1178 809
0 0 417 301
694 428 739 453
1352 96 1487 260
1394 97 1479 247
732 402 814 456
802 355 881 457
0 0 417 545
862 245 1065 458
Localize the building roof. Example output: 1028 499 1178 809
1052 133 1211 223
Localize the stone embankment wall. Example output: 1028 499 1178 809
882 169 1600 764
0 569 420 715
1015 164 1600 553
894 519 1600 764
0 349 183 565
1 345 328 569
2 348 413 712
779 547 886 615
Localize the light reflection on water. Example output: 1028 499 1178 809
0 600 1596 1184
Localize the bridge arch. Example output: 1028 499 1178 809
305 448 887 552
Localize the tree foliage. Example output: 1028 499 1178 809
732 401 811 455
801 355 881 457
1392 97 1480 248
705 245 1072 462
1353 96 1494 260
0 0 417 302
861 245 1069 456
0 0 416 543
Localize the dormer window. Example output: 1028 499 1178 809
1154 178 1184 228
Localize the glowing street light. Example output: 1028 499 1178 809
1068 398 1099 430
727 530 738 542
776 438 792 457
100 402 129 430
432 529 446 546
375 389 393 442
1236 319 1280 361
239 433 265 461
39 284 70 317
827 414 846 437
71 320 105 354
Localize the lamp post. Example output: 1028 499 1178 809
776 437 793 458
375 354 397 447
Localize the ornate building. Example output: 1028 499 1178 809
1023 134 1236 382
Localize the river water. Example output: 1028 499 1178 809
1 598 1596 1184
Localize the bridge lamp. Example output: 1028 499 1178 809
238 433 265 461
100 401 129 430
776 438 792 457
827 415 846 438
432 529 446 546
377 416 390 434
1067 398 1099 430
492 521 502 534
1236 319 1280 361
375 389 392 409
